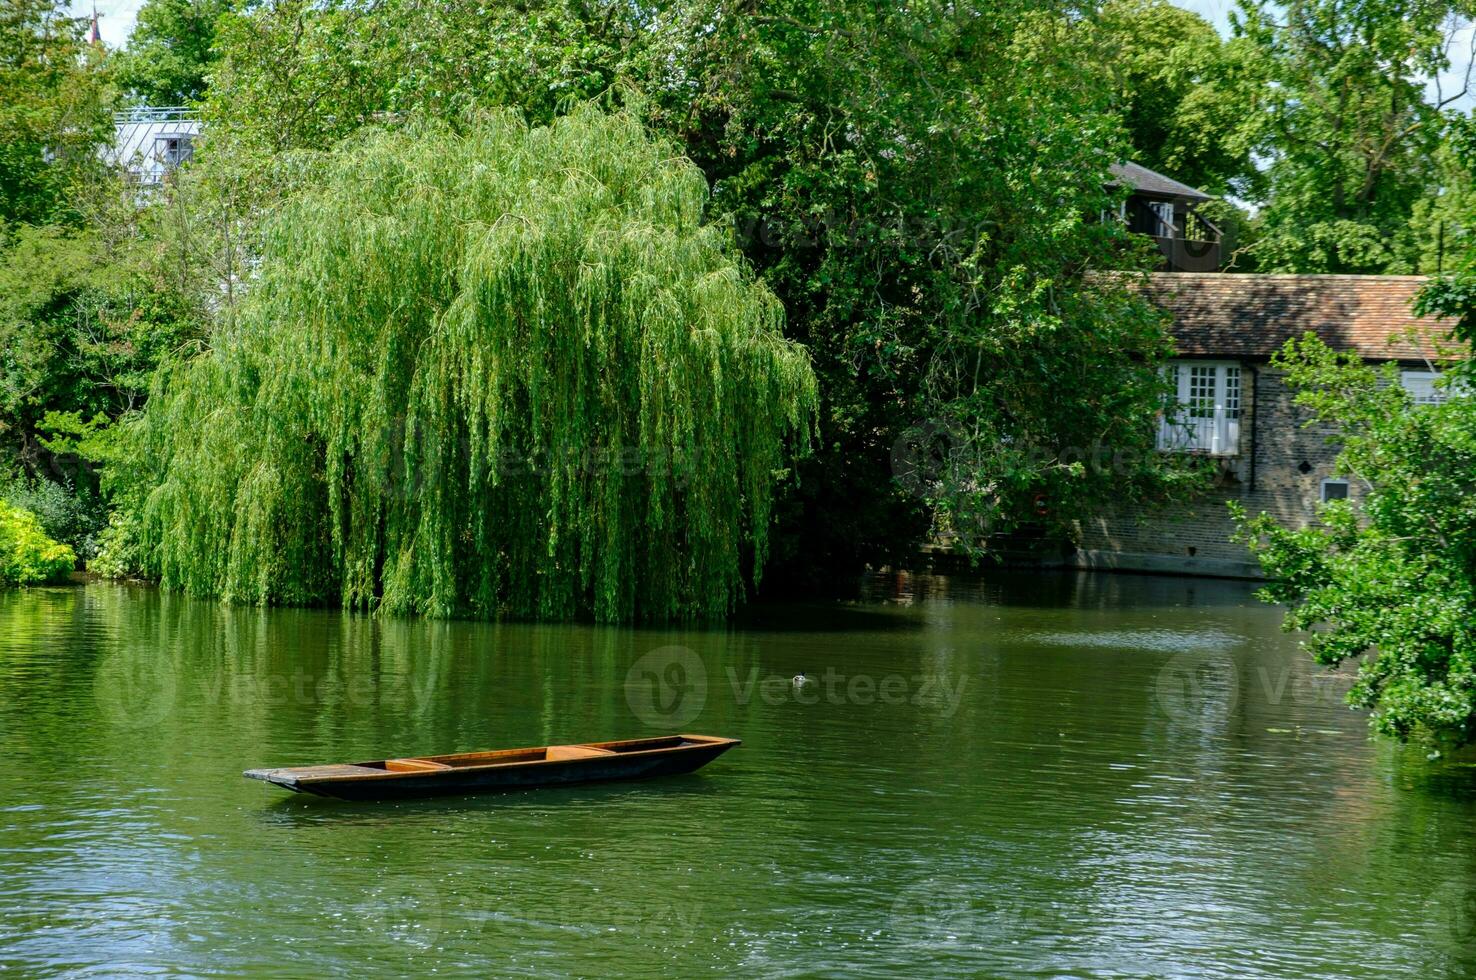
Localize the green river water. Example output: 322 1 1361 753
1 572 1474 978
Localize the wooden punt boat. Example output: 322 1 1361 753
243 734 740 801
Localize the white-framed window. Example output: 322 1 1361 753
1399 370 1464 405
154 134 194 170
1159 361 1242 455
1320 479 1350 503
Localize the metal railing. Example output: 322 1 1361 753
1158 409 1240 456
112 106 199 125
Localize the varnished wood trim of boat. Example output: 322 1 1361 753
384 759 452 772
544 745 617 761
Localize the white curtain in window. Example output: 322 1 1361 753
1159 362 1242 455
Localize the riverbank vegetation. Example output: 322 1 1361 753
3 0 1475 634
1 0 207 565
181 0 1200 585
0 499 74 585
1237 315 1476 752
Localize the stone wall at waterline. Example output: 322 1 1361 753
1071 367 1356 579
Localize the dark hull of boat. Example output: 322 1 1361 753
245 735 738 802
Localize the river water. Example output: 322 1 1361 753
1 573 1473 978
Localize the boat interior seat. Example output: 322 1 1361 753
384 758 453 772
546 745 617 762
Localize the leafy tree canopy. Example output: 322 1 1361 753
0 220 201 478
658 2 1198 567
0 0 113 225
1406 112 1476 277
192 1 1194 587
1092 0 1258 197
113 106 818 622
114 0 233 106
1238 332 1476 753
1232 0 1476 273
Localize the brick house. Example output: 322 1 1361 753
1073 273 1457 578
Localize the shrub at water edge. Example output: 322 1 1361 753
0 501 76 586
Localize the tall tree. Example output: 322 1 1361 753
1233 0 1476 273
0 222 200 474
111 108 818 622
638 1 1192 580
159 1 1194 597
0 0 112 225
1407 112 1476 274
204 0 632 154
0 2 204 562
1092 0 1256 197
114 0 233 106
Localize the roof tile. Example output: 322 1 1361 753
1136 273 1456 361
1108 162 1213 202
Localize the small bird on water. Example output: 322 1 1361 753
792 672 812 686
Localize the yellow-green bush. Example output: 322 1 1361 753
0 500 76 585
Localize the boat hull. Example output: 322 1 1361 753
244 735 738 801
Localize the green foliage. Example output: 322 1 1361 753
0 2 203 573
1405 130 1476 276
0 222 202 480
184 0 1193 589
204 0 388 153
1415 267 1476 344
1236 333 1476 752
1092 0 1258 197
113 0 233 106
86 507 140 578
186 0 645 313
0 469 105 558
639 2 1192 571
1231 0 1472 273
118 106 818 622
0 0 114 225
0 498 75 585
36 408 114 460
205 0 629 155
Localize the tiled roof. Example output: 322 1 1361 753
1108 162 1213 202
1138 273 1456 361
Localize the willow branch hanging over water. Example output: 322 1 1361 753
124 107 818 622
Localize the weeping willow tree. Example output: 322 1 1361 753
122 106 817 622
